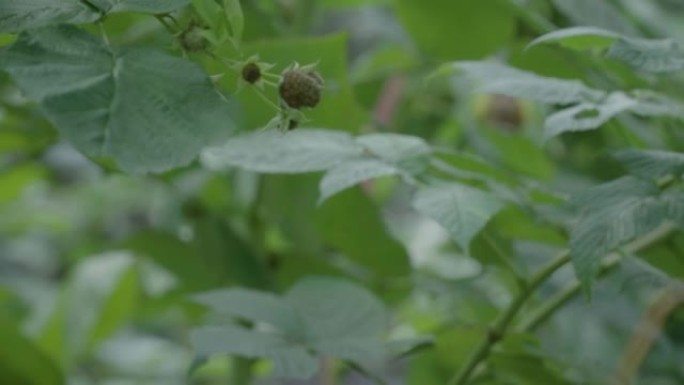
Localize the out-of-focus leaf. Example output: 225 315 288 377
2 26 237 174
395 0 516 60
412 183 506 251
613 149 684 179
191 277 391 378
551 0 639 36
0 320 64 385
319 159 401 203
0 0 189 32
190 324 318 378
193 288 305 338
528 26 620 50
202 129 363 173
452 61 605 104
0 163 47 204
317 188 411 278
607 37 684 73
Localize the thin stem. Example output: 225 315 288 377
518 223 677 333
483 233 527 289
154 15 177 35
447 223 677 385
447 251 571 385
346 362 388 385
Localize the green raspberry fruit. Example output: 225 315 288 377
278 69 323 109
241 62 261 84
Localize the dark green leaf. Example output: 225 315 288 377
2 26 237 173
0 321 64 385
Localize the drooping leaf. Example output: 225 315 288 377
453 61 605 104
569 177 665 291
2 26 237 173
0 0 190 32
319 159 401 203
613 149 684 179
412 183 506 250
202 129 363 173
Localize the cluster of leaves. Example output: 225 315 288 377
3 0 684 385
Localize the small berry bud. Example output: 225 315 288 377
241 62 261 84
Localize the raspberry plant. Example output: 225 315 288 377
2 1 684 385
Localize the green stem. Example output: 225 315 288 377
447 251 571 385
517 223 677 332
447 223 676 385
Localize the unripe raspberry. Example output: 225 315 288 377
178 24 209 52
241 62 261 84
278 68 323 109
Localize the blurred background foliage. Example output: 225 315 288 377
1 0 684 384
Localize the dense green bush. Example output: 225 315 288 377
1 1 684 384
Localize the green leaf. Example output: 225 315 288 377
613 149 684 179
66 252 139 356
285 277 388 340
569 177 665 291
453 61 605 104
395 0 516 60
607 37 684 73
550 0 639 36
0 0 189 32
193 288 306 338
191 277 391 378
528 26 619 50
319 159 400 203
223 0 244 45
201 129 363 173
356 133 432 163
190 325 318 378
316 188 411 278
0 321 64 385
412 183 506 250
544 92 637 138
2 26 237 174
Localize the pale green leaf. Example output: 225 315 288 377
66 252 139 355
544 92 637 139
607 37 684 73
528 26 619 50
412 183 506 250
285 277 388 340
614 149 684 179
193 288 306 339
356 133 432 163
2 26 237 174
319 159 400 203
569 177 665 291
201 129 363 173
0 0 189 32
454 61 605 104
190 325 318 379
